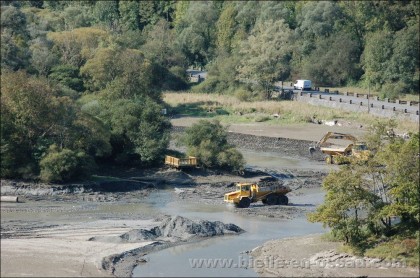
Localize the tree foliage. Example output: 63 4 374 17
1 71 110 180
1 1 419 181
309 121 419 251
237 19 292 99
181 120 244 172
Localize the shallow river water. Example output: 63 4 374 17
133 189 325 277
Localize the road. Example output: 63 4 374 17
185 71 419 116
186 69 207 79
275 83 419 115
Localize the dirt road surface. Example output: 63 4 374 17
170 117 367 142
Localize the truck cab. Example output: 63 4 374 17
293 80 312 90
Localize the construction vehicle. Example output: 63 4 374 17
224 178 291 208
309 132 370 164
164 155 197 168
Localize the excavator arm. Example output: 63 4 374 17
315 132 357 148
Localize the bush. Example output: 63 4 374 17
254 114 271 122
234 87 254 102
181 120 245 172
39 145 95 182
379 82 406 100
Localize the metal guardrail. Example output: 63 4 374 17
296 91 419 116
319 89 419 106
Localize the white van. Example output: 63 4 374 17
293 80 312 90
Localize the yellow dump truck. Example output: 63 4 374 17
164 155 197 168
310 132 370 164
224 181 291 208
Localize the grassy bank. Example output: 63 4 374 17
321 232 419 267
164 92 418 133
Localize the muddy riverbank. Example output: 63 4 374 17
1 126 332 277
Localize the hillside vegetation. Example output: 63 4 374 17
1 1 419 181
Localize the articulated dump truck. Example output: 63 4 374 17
224 178 291 208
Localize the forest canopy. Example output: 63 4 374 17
1 1 419 181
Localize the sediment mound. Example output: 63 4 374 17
118 215 244 242
91 215 244 243
158 215 243 239
100 216 244 276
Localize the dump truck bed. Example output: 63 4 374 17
165 155 197 168
320 144 353 155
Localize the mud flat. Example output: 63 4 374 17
1 219 156 277
1 125 332 277
251 234 419 277
1 213 243 277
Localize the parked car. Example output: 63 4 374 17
293 80 312 90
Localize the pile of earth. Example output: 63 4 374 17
99 215 244 276
90 215 244 243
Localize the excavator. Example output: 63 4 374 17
309 132 370 164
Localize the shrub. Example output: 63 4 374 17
379 82 406 100
254 114 271 122
181 120 245 172
234 87 254 102
39 145 95 182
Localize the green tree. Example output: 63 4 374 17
194 51 241 94
62 4 94 30
181 120 244 172
259 1 297 29
297 1 343 39
1 6 31 70
309 120 419 250
173 1 189 29
39 145 95 182
29 37 59 76
93 0 119 30
119 0 140 32
142 19 179 67
234 1 261 34
81 47 160 99
47 27 109 67
216 3 237 54
237 19 292 99
176 1 218 67
49 64 84 92
1 71 110 179
376 134 419 228
386 22 419 93
362 30 394 89
83 96 170 165
308 167 377 245
302 32 361 86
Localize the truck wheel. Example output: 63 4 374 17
266 194 278 205
262 199 267 204
326 156 333 164
277 195 288 205
238 197 251 208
